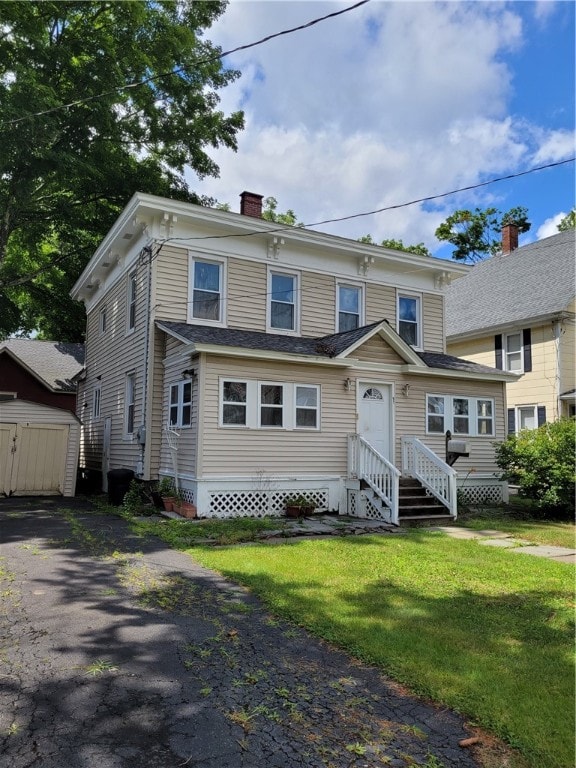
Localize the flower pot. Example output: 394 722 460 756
177 502 197 519
162 496 175 512
285 505 304 518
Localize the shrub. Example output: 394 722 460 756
494 418 575 517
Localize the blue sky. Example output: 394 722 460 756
190 1 575 259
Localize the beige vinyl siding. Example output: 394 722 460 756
154 244 188 322
422 293 444 352
353 334 404 365
301 272 335 336
365 283 396 324
199 356 355 478
227 258 267 330
392 374 506 476
158 338 199 479
80 265 150 472
147 328 167 478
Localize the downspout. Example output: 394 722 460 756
142 241 156 480
553 318 562 420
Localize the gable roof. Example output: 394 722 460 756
445 229 575 340
157 320 510 379
0 339 85 392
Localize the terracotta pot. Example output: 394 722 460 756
177 502 197 519
162 496 175 512
285 505 303 518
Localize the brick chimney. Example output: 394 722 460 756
502 222 519 254
239 191 264 218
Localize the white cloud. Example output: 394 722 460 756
189 1 570 253
532 129 576 163
536 212 566 239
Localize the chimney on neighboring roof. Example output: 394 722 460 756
501 222 519 255
240 191 264 218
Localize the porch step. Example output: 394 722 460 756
398 477 453 526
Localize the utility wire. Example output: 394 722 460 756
2 0 370 129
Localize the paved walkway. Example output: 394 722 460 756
0 501 482 768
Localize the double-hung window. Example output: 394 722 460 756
426 394 494 437
495 329 532 373
169 380 193 428
221 380 247 426
127 273 137 332
269 271 297 332
92 384 101 420
191 257 223 323
260 384 284 427
125 373 135 436
295 385 319 428
505 332 522 372
398 293 421 348
337 284 362 332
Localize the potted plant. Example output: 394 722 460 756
173 489 197 519
158 477 176 511
284 494 315 518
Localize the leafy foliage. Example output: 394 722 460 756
261 196 303 226
358 234 431 257
494 419 575 516
0 1 244 340
435 206 530 263
557 209 575 231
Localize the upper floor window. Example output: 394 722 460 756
92 384 101 420
398 293 421 348
495 329 532 373
99 306 107 335
426 394 494 437
169 380 193 428
337 284 362 333
269 271 297 332
190 257 224 324
125 373 135 436
127 273 137 332
508 404 546 434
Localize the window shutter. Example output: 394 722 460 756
495 334 503 369
507 408 516 434
537 405 546 426
523 328 532 372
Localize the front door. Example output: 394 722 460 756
358 383 392 461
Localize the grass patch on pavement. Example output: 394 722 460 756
456 503 575 548
189 530 574 768
128 514 286 547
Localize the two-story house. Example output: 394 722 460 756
446 226 575 434
71 192 516 522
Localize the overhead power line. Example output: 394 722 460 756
2 0 370 129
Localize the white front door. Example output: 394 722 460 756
358 383 392 461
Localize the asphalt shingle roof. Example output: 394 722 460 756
445 229 575 339
159 321 504 377
0 339 85 392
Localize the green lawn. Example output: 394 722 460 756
184 531 574 768
456 504 575 548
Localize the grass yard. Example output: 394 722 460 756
456 504 576 548
184 530 574 768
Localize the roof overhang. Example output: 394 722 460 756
447 310 575 343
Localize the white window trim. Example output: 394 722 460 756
259 381 285 429
294 384 320 430
267 268 300 335
168 380 193 429
126 273 137 334
515 404 537 433
504 331 524 373
219 378 320 431
124 372 136 437
426 394 495 437
99 306 107 335
336 281 364 333
396 291 422 350
92 384 101 421
188 253 227 327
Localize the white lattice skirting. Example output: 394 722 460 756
208 488 330 519
457 477 508 504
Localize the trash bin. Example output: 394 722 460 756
107 468 135 506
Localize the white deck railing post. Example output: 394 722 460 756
348 434 400 525
401 436 457 518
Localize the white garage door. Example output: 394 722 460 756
0 423 69 496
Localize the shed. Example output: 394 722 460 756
0 399 80 497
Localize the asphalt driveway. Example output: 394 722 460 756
0 498 481 768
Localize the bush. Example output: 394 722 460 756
494 418 575 517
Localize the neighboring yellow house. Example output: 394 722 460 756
446 227 575 434
71 192 517 522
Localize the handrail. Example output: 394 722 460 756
401 436 457 517
348 435 400 525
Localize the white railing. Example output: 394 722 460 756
401 436 457 518
348 435 401 525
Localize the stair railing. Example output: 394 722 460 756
401 436 457 518
348 435 401 525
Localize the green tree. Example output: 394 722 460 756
0 1 244 340
435 206 530 263
557 209 576 231
358 235 431 257
261 196 303 227
494 419 575 517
